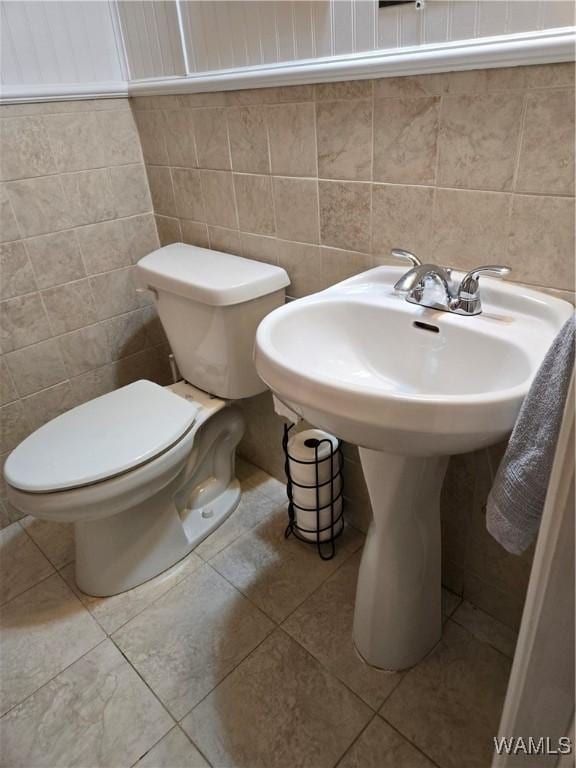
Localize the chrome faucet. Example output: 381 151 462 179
390 249 511 316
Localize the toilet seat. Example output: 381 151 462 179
5 380 200 493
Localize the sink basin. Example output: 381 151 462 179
256 266 570 456
255 266 572 669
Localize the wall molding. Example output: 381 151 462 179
1 27 574 104
128 28 575 95
0 81 128 105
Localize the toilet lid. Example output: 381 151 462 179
5 380 200 493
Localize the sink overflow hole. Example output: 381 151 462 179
413 321 440 333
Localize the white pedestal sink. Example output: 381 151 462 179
254 267 572 670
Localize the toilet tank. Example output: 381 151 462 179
136 243 289 399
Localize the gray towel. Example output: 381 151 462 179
486 313 575 555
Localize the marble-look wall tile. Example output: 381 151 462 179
227 106 270 174
276 241 323 298
133 109 169 165
438 94 524 191
25 230 85 289
373 97 440 184
273 177 319 244
0 359 17 406
200 170 238 229
240 233 278 264
373 74 444 98
147 165 176 216
60 169 115 227
6 176 72 237
317 99 372 181
208 225 242 255
193 107 231 170
108 164 152 218
5 339 67 397
76 219 134 275
181 219 210 248
0 241 36 299
371 184 435 260
320 247 373 287
508 195 575 289
58 324 111 378
23 380 76 432
172 168 206 221
164 109 197 168
0 184 21 243
315 80 373 100
516 89 575 195
90 267 140 320
0 293 52 353
0 117 55 181
234 174 275 235
431 188 511 269
44 112 105 173
266 103 317 177
319 180 371 253
155 214 182 245
41 278 98 334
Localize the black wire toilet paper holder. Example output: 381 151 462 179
282 423 345 560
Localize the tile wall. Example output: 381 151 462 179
0 99 169 528
132 61 575 629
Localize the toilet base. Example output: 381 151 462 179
74 402 245 597
74 480 240 597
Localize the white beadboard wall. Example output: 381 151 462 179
0 0 574 101
0 0 126 86
122 0 575 80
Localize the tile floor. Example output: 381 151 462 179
0 459 515 768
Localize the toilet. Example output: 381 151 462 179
4 243 289 596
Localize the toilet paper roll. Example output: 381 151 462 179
288 429 341 487
292 474 342 511
295 498 344 542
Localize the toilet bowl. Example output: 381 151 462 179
4 244 289 596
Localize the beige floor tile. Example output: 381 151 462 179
236 457 287 504
20 516 75 569
182 629 371 768
381 620 511 768
210 509 364 623
60 551 203 635
0 573 105 715
113 563 274 719
283 553 402 710
452 600 517 659
135 727 209 768
441 587 461 618
0 640 172 768
339 716 435 768
0 521 54 606
195 489 283 561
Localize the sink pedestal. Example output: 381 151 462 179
353 448 449 670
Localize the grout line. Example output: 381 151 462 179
175 723 215 768
511 90 530 193
333 714 379 768
377 713 445 768
0 637 110 721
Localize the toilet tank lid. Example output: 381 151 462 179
136 243 290 306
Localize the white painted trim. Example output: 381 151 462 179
0 80 129 104
129 27 575 95
1 27 573 104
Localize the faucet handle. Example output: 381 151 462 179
458 264 511 295
390 248 422 267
